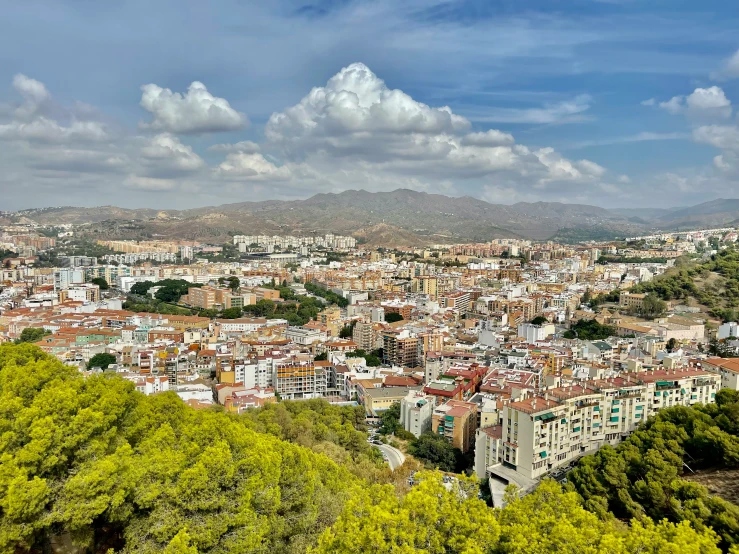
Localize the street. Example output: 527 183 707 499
377 444 405 470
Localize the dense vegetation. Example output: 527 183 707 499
0 343 733 553
130 279 199 303
304 282 349 308
14 327 51 344
563 318 617 340
630 247 739 316
568 389 739 549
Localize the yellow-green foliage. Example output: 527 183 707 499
0 344 731 553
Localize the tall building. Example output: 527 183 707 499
400 390 436 437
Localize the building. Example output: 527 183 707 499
432 400 478 453
383 329 419 368
517 323 548 344
361 386 420 417
701 358 739 390
718 322 739 340
619 291 647 311
480 367 720 481
273 360 327 400
400 390 436 437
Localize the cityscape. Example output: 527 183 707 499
2 1 739 553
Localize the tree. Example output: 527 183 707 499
90 277 109 290
339 321 356 338
88 352 117 369
385 312 404 323
15 327 50 344
220 307 242 319
379 402 401 435
641 293 668 318
666 337 678 353
530 316 548 325
408 432 459 472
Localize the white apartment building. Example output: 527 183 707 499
517 323 549 344
400 390 436 437
286 326 327 345
212 318 268 334
476 367 720 481
718 322 739 340
701 358 739 390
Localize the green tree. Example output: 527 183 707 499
408 432 459 472
530 316 548 325
15 327 50 344
90 277 109 290
88 352 117 369
385 312 404 323
666 337 678 353
220 307 243 319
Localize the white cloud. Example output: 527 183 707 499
207 140 261 153
139 81 247 134
140 133 205 174
124 176 177 191
640 98 656 106
265 62 469 145
216 152 292 181
693 125 739 152
0 75 108 143
657 87 732 119
12 74 52 120
711 49 739 81
461 130 515 146
658 95 684 115
0 117 108 142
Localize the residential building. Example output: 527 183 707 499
400 390 436 437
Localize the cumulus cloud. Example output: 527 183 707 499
461 130 515 146
693 125 739 152
0 74 108 143
140 133 205 174
139 81 247 134
216 152 292 181
657 87 732 119
265 62 469 145
711 49 739 81
262 62 612 197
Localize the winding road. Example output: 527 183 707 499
377 444 405 470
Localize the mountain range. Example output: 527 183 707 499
4 190 739 246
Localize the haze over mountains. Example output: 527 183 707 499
4 190 739 246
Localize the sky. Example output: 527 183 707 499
1 0 739 211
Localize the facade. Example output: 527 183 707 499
432 400 478 452
273 361 327 400
383 329 420 368
702 357 739 390
400 390 436 437
479 368 720 481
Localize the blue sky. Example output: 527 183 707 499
1 0 738 210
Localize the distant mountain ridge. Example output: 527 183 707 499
8 189 739 246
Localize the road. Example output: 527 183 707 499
377 444 405 471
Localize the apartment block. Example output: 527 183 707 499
478 367 720 481
432 399 478 452
383 329 420 368
273 361 327 400
400 390 436 437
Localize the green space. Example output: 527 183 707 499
0 343 731 553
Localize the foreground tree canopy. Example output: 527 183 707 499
0 344 733 553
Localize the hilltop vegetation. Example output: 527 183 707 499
568 389 739 549
630 247 739 320
0 343 735 553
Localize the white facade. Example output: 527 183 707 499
400 391 436 437
517 323 547 344
718 322 739 340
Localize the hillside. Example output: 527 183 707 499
8 189 650 245
656 199 739 229
0 343 731 554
